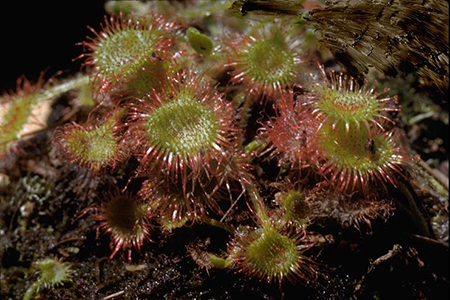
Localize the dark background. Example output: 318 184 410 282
1 2 107 92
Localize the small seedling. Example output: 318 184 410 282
22 258 73 300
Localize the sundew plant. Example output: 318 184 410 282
1 1 448 300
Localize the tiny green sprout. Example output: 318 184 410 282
159 213 189 233
187 238 232 272
125 263 146 272
209 253 232 269
187 27 214 56
34 258 73 289
279 190 309 227
23 258 73 300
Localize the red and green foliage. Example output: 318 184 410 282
226 20 306 99
92 190 152 260
81 12 176 95
4 2 441 293
53 110 126 171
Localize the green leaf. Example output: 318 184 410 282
187 27 213 56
